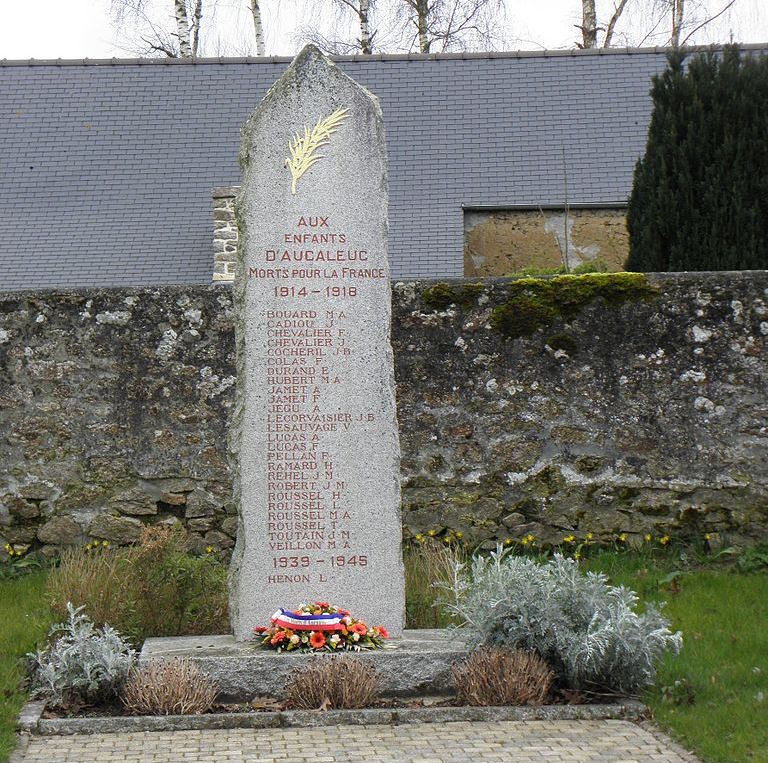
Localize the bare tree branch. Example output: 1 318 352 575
140 35 177 56
680 0 738 44
300 0 380 54
112 0 266 59
603 0 630 46
634 9 669 46
395 0 505 53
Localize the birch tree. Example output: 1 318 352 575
248 0 267 55
579 0 598 47
395 0 506 53
576 0 632 48
604 0 743 48
112 0 269 58
576 0 736 49
301 0 377 55
111 0 205 57
664 0 738 47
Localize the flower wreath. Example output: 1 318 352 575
252 601 389 652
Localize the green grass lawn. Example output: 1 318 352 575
0 572 50 763
646 572 768 763
580 550 768 763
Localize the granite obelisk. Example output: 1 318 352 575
229 46 405 640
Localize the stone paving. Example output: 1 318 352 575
13 720 700 762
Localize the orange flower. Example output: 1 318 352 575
309 631 326 649
270 631 286 645
351 622 368 635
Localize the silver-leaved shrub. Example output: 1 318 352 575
439 549 682 695
28 603 136 708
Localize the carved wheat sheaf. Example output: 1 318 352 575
286 107 349 195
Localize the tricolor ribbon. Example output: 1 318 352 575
271 608 346 632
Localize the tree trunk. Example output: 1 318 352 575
359 0 372 54
603 0 629 47
190 0 203 56
249 0 266 56
174 0 193 57
671 0 685 47
416 0 430 53
580 0 598 48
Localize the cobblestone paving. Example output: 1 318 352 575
14 720 700 762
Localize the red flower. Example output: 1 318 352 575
270 631 286 645
253 626 267 634
377 626 389 639
309 631 326 649
316 601 330 608
351 622 368 635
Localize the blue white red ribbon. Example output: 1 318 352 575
271 608 345 631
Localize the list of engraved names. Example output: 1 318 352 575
250 215 387 587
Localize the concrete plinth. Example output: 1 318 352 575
140 630 466 701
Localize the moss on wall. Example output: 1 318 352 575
489 273 657 339
421 282 485 310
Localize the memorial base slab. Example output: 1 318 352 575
140 629 466 701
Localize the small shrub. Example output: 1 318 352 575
453 647 554 706
0 546 45 579
404 539 461 629
282 658 380 709
121 659 218 715
28 603 135 709
661 678 696 706
736 542 768 573
507 264 567 277
47 544 135 632
47 525 229 643
439 548 682 696
127 526 229 639
571 258 609 274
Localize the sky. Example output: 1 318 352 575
1 0 767 60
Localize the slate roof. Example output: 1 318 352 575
0 46 754 290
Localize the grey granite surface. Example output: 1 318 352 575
230 45 404 639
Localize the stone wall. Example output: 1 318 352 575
1 271 766 557
212 188 238 283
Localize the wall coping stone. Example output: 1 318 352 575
2 271 767 303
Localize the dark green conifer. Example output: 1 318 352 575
627 46 768 272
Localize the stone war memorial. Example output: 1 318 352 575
141 46 465 696
229 45 405 639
